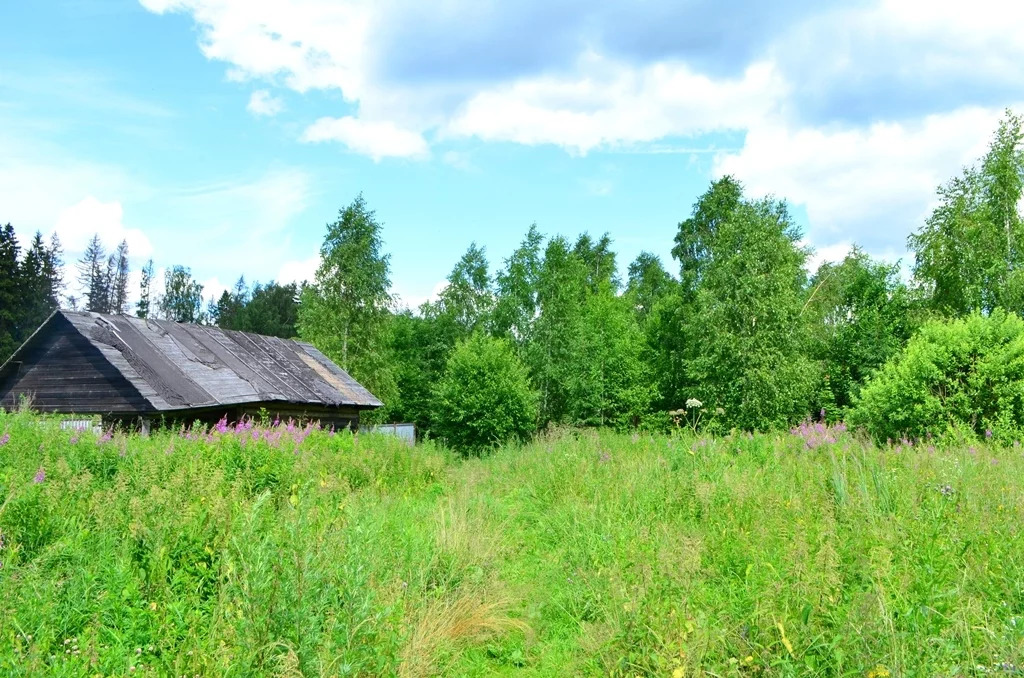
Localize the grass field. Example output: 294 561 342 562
1 411 1023 676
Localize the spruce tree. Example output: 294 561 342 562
77 234 108 313
0 224 22 359
44 232 64 308
110 240 130 314
19 232 54 334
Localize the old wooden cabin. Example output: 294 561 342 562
0 310 382 430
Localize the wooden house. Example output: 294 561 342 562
0 310 383 430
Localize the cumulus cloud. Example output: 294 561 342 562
445 57 783 153
776 0 1024 124
277 254 320 287
138 0 1024 260
301 117 428 160
53 197 154 259
134 0 811 157
247 89 284 116
392 279 447 311
714 106 1006 253
138 0 1024 152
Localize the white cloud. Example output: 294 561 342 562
803 240 849 272
0 132 145 250
137 0 1024 270
138 0 374 96
277 254 320 286
53 197 154 259
247 89 285 116
138 0 1024 166
392 279 447 311
199 276 230 304
301 116 429 160
446 57 783 153
714 106 1007 252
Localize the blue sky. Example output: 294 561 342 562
2 0 1022 309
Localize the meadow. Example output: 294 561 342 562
0 411 1022 676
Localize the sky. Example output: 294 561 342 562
2 0 1023 310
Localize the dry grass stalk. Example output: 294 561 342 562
399 592 530 678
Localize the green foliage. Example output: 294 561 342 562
0 225 63 361
572 232 619 292
672 174 743 296
426 242 492 335
299 194 397 419
386 310 441 431
492 224 544 346
566 284 656 429
660 178 815 430
158 264 205 323
804 247 917 417
527 235 590 424
109 239 131 314
0 224 24 359
432 333 537 452
0 411 446 676
391 245 494 431
76 234 109 313
3 413 1024 675
687 198 815 430
137 259 154 319
625 251 674 323
851 310 1024 442
214 276 300 338
910 110 1024 315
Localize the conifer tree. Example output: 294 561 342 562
109 240 130 314
77 234 109 313
18 232 55 333
137 259 154 318
0 224 22 359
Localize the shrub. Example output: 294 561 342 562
850 310 1024 442
432 333 538 453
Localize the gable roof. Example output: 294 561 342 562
0 310 383 412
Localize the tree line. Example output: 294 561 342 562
0 229 301 358
2 111 1021 446
296 112 1022 444
0 228 64 360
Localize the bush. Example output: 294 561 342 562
432 333 538 453
850 310 1024 442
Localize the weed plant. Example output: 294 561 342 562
1 412 1022 676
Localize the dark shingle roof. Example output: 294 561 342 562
47 311 382 411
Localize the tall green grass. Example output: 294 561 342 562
1 411 1022 676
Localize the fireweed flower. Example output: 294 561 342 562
790 417 847 450
33 467 46 484
986 429 994 439
0 432 9 446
